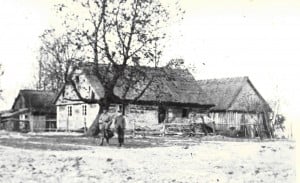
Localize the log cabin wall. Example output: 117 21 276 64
125 104 158 129
198 77 272 137
209 111 264 132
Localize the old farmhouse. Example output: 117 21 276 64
54 64 214 131
1 90 56 132
198 77 272 137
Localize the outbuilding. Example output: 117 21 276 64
198 76 272 137
4 90 57 132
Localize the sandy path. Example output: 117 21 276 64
0 139 296 183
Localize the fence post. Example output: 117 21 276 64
133 120 135 137
162 121 166 137
162 114 167 137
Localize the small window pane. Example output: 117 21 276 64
82 105 87 116
68 106 72 116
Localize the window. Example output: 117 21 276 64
182 108 189 118
67 106 72 116
158 106 166 123
118 104 123 113
20 114 27 120
82 105 87 116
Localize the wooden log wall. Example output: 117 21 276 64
209 112 263 131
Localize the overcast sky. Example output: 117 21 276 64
0 0 299 126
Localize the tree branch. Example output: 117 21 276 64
130 76 154 104
124 0 139 65
68 79 99 104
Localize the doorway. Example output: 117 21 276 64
158 106 167 123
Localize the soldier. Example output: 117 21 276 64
114 110 126 147
98 109 113 146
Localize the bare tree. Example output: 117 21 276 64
39 0 183 136
267 99 288 138
37 29 82 92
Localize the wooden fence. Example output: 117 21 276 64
132 122 267 138
132 122 215 137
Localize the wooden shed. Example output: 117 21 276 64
198 77 272 138
6 90 57 132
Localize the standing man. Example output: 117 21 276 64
114 110 126 147
98 108 112 146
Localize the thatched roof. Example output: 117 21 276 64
67 63 214 107
114 67 212 105
197 76 272 112
1 108 29 118
12 90 56 114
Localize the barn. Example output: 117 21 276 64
198 76 272 138
2 90 57 132
54 64 214 132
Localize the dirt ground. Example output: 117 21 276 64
0 131 296 183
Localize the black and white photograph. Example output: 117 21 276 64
0 0 298 182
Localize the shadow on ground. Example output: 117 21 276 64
0 132 202 151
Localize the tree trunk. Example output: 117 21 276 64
200 116 208 136
85 101 110 137
85 104 103 137
85 110 101 137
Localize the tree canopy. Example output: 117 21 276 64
38 0 183 136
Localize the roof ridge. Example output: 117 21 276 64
198 76 248 82
20 89 55 93
58 64 212 106
80 62 188 73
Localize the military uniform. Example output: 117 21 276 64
114 114 126 146
98 112 112 145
